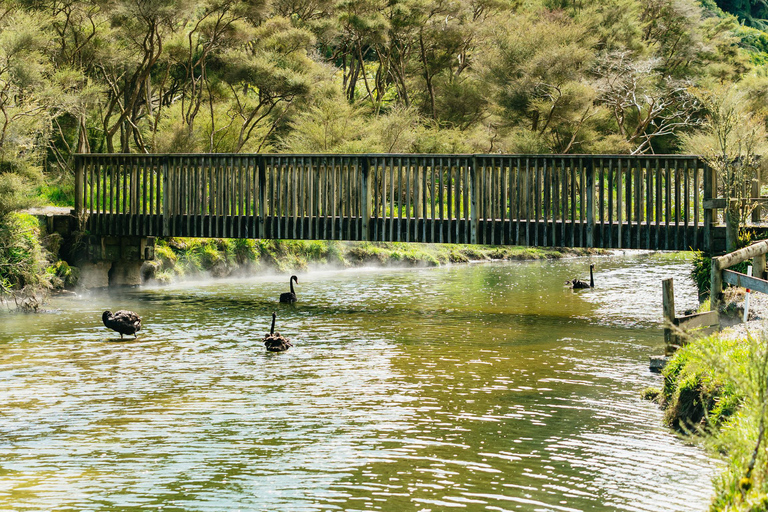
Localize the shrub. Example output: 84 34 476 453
0 213 51 292
690 231 753 299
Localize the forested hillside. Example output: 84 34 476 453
0 0 767 210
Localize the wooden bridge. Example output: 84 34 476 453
74 153 729 253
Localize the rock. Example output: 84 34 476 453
649 355 669 373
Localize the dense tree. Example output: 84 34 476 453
0 0 760 183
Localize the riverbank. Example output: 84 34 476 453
143 238 607 285
657 289 768 510
0 211 608 301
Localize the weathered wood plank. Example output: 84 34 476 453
674 311 719 330
723 269 768 296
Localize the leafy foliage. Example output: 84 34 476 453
0 213 50 293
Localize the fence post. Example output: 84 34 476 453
726 198 739 253
258 155 265 239
75 155 83 216
703 162 714 254
710 256 723 312
752 178 761 223
586 157 595 248
162 156 170 237
754 253 766 280
360 156 372 241
662 278 676 350
470 155 478 244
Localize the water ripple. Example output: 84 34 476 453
0 252 716 511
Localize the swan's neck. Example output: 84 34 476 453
290 278 295 295
270 314 276 335
589 266 594 288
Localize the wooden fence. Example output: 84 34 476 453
74 153 719 251
711 239 768 310
662 277 719 355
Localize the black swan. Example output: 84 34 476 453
102 310 142 339
264 312 293 352
566 264 594 289
279 275 298 303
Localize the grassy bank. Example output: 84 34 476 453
0 213 606 298
656 333 768 510
0 212 77 310
146 238 605 284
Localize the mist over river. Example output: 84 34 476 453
0 252 715 511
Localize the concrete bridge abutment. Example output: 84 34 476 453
75 235 155 288
33 209 156 289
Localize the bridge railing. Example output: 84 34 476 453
74 153 713 251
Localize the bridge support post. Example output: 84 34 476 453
360 156 372 241
470 156 478 244
726 198 739 253
162 156 170 237
703 163 715 254
585 157 595 248
75 156 83 217
258 156 266 239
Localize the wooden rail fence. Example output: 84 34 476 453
662 277 719 355
711 239 768 310
74 153 721 251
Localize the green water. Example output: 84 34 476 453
0 253 715 511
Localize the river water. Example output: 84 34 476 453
0 252 715 511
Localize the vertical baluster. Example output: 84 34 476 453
655 158 662 250
90 158 98 235
109 157 117 234
266 157 274 238
437 157 444 243
330 157 337 240
684 160 690 250
634 157 641 249
577 158 584 247
516 158 523 246
461 158 468 244
607 159 614 247
487 158 494 245
616 159 623 249
506 157 513 246
497 158 505 245
347 156 353 240
674 160 681 250
568 158 574 247
316 157 323 240
551 158 558 247
373 157 379 241
428 157 435 242
257 156 265 239
645 158 652 249
694 159 700 250
624 157 632 248
415 158 422 242
405 156 411 242
664 159 671 250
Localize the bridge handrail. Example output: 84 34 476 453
73 153 716 250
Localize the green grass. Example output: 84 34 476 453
148 238 603 280
661 332 768 510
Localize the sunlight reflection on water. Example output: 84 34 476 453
0 251 715 511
